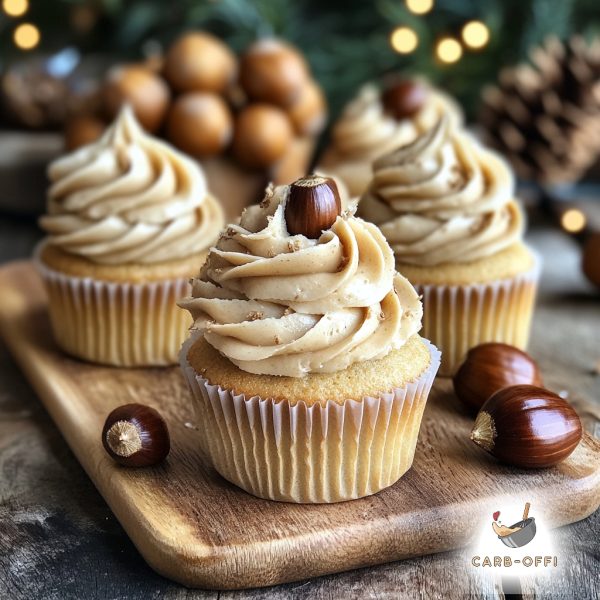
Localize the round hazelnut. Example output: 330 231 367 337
287 79 327 136
102 404 170 468
381 79 428 120
166 92 233 157
582 232 600 289
163 31 237 94
453 343 542 412
64 115 106 151
103 64 170 132
240 38 309 106
232 104 293 169
285 175 341 239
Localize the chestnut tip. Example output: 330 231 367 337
102 403 170 468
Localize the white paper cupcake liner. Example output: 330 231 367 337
34 244 192 367
414 253 541 376
180 338 441 503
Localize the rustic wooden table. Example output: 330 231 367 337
0 214 598 599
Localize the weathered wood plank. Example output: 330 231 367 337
0 258 598 592
0 225 598 598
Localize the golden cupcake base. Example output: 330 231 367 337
34 242 203 367
180 335 440 503
407 248 541 376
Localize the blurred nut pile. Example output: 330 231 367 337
66 32 327 170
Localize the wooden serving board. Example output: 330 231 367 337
1 261 599 591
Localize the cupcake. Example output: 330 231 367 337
318 79 462 197
35 105 224 366
179 175 440 503
359 117 540 376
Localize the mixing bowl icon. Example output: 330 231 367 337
498 517 537 548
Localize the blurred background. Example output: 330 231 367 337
0 0 599 286
1 0 599 118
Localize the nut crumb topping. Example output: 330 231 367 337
337 255 349 271
288 239 302 252
260 183 275 207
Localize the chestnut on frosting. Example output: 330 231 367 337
359 117 524 266
330 84 462 159
40 105 224 264
179 180 422 377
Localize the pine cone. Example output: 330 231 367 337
480 35 600 185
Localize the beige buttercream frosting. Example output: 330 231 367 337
359 117 524 266
40 105 224 264
179 182 423 377
328 84 462 160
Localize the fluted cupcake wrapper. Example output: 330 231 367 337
34 245 191 367
414 254 541 376
180 338 441 504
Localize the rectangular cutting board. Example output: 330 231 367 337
1 261 599 590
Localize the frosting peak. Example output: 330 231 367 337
330 84 462 159
40 105 224 264
359 117 524 266
179 182 422 377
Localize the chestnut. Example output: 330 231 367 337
232 104 293 169
470 385 583 468
284 175 341 239
64 115 106 151
239 38 309 106
102 403 170 467
381 79 428 119
582 232 600 289
453 343 542 412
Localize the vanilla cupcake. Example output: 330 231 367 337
359 117 540 375
179 175 440 503
318 79 463 197
35 105 224 366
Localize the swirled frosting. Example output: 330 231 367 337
359 117 524 266
179 183 423 377
328 84 462 160
40 105 224 264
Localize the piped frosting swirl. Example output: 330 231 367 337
329 84 462 159
179 183 422 377
359 117 524 266
40 105 224 264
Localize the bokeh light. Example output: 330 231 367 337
561 209 586 233
436 37 462 63
462 20 490 49
390 26 419 54
13 23 40 50
406 0 434 15
2 0 28 17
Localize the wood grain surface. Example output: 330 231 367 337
0 260 598 591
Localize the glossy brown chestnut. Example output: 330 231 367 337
582 232 600 289
470 385 582 468
285 175 341 239
453 343 543 412
381 79 428 119
102 403 170 467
